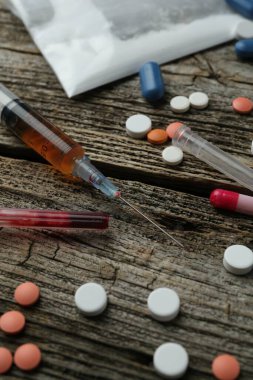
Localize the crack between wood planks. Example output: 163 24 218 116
19 240 34 266
0 46 40 56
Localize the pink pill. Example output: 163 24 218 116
232 97 253 114
166 122 183 139
14 282 40 307
14 343 42 371
0 311 25 335
0 347 13 374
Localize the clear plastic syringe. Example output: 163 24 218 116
172 125 253 192
0 84 182 246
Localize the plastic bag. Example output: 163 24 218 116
6 0 244 97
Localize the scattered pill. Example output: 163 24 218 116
14 282 40 307
148 288 180 322
147 129 168 145
14 343 41 371
75 282 107 316
125 114 152 139
234 20 253 39
226 0 253 20
232 97 253 114
166 122 183 139
210 188 253 216
153 342 189 379
0 347 13 374
0 311 25 335
223 244 253 275
189 92 209 109
162 146 184 166
235 38 253 59
170 96 190 113
212 354 240 380
139 61 165 102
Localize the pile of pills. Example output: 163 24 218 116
170 92 209 113
74 283 241 379
125 114 184 166
0 282 41 375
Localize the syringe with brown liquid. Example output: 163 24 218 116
0 83 183 246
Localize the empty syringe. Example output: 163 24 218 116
172 125 253 192
0 84 182 246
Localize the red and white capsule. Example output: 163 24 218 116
210 189 253 216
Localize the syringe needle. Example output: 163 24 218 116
119 196 184 248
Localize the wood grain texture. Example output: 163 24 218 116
0 2 253 379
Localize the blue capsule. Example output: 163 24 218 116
226 0 253 20
139 61 165 102
235 38 253 59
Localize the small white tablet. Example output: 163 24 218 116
170 96 190 113
153 342 189 379
147 288 180 322
125 114 152 139
223 245 253 275
189 92 209 109
162 146 183 166
75 283 108 316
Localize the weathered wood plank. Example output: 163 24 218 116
0 156 252 379
0 3 253 194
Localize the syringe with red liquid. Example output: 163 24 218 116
0 83 183 246
0 208 109 230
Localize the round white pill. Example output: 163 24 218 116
234 20 253 39
148 288 180 322
75 283 107 316
154 343 189 379
189 92 209 109
223 245 253 275
162 146 183 166
170 96 190 113
125 114 152 139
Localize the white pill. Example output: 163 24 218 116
162 146 183 166
189 92 209 109
125 114 152 139
154 343 189 379
234 20 253 39
75 283 107 316
223 245 253 275
251 141 253 155
170 96 190 113
148 288 180 322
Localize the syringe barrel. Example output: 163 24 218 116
0 83 119 198
0 84 84 174
172 125 253 192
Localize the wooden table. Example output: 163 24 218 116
0 2 253 379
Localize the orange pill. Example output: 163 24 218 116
232 97 253 114
0 311 25 335
212 354 240 380
147 129 168 144
166 122 184 139
0 347 13 374
14 343 41 371
14 282 40 307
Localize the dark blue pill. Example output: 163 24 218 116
139 61 165 102
235 39 253 59
226 0 253 20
